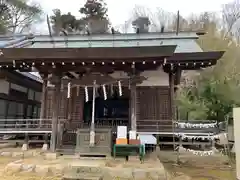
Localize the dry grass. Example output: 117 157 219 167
159 151 236 180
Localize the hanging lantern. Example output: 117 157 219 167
67 82 71 98
118 81 122 96
102 84 107 100
85 86 89 102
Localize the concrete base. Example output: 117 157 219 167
42 144 49 151
45 152 59 160
21 144 28 151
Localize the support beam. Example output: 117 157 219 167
50 73 61 152
169 72 175 120
40 74 48 127
130 75 137 131
169 71 176 151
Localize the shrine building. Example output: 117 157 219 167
0 31 224 153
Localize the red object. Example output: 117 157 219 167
129 139 140 145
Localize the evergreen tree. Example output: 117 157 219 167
79 0 110 33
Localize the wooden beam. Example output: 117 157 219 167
168 51 225 62
40 74 48 126
0 46 176 61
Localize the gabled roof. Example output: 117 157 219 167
26 32 203 53
0 34 41 83
0 32 224 72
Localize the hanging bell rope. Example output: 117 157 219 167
118 81 122 96
102 84 107 100
67 82 71 98
85 86 89 102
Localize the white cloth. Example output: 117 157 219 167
138 135 157 145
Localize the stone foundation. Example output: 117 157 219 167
4 158 170 180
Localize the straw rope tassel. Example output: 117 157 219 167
85 86 89 102
118 81 122 96
102 84 107 100
67 82 71 98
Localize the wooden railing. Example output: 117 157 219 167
83 118 129 128
0 119 65 133
136 119 221 133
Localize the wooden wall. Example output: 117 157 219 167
46 85 172 135
136 86 172 132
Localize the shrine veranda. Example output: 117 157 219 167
0 32 224 153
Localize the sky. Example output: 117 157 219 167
34 0 232 33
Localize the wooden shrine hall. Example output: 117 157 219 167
0 32 224 153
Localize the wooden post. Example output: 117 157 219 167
40 75 48 128
90 80 96 146
130 84 137 131
169 72 176 151
233 108 240 179
169 72 175 121
50 74 61 152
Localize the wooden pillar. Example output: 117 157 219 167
50 73 61 152
233 108 240 179
169 71 176 150
40 75 48 127
169 72 175 120
130 83 137 131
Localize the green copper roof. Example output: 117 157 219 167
26 32 203 53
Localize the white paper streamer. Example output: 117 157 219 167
67 82 71 98
176 122 217 128
102 84 107 100
180 146 215 156
118 81 122 96
85 86 89 102
176 133 226 140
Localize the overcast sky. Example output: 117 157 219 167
34 0 231 33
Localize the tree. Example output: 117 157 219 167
222 0 240 37
4 0 42 33
129 6 178 32
132 17 151 33
79 0 110 33
50 9 86 35
177 11 240 122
